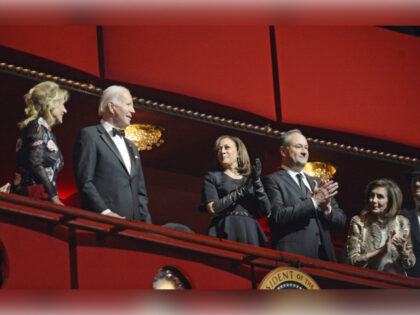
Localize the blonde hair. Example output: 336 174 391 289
18 81 69 129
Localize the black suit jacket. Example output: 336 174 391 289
262 169 346 262
73 124 151 223
401 208 420 278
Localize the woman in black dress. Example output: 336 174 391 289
199 135 271 246
11 81 69 205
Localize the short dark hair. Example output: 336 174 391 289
363 178 402 218
214 135 251 176
280 129 303 147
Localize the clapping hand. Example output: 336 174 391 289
251 158 262 180
250 158 271 218
312 180 339 212
384 230 397 253
392 233 407 254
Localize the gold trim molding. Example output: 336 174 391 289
0 61 417 166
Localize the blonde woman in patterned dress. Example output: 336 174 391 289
11 81 69 205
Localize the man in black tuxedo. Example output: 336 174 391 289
262 129 346 262
73 85 151 223
401 163 420 278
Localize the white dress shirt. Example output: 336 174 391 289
101 120 131 174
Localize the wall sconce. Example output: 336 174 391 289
303 162 336 180
124 124 164 151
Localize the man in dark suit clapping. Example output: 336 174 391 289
73 86 151 223
262 129 345 262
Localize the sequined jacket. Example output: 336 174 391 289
11 117 63 199
346 214 416 275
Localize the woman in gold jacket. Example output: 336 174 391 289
346 178 415 275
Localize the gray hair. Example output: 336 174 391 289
280 129 303 147
98 85 130 116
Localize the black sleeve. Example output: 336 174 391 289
262 175 316 226
198 172 219 212
253 177 271 218
73 129 108 212
134 147 151 223
322 197 346 230
25 122 57 199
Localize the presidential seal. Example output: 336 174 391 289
258 267 320 290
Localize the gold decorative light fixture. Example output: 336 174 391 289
124 124 164 151
303 162 336 181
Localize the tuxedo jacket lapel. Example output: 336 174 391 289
97 125 129 175
125 139 137 178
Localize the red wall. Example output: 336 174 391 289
276 26 420 147
102 26 277 120
0 26 100 76
1 26 419 146
0 208 255 289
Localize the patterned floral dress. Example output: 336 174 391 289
11 117 64 200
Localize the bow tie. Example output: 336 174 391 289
112 128 125 137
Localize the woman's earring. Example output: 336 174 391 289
237 157 242 168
